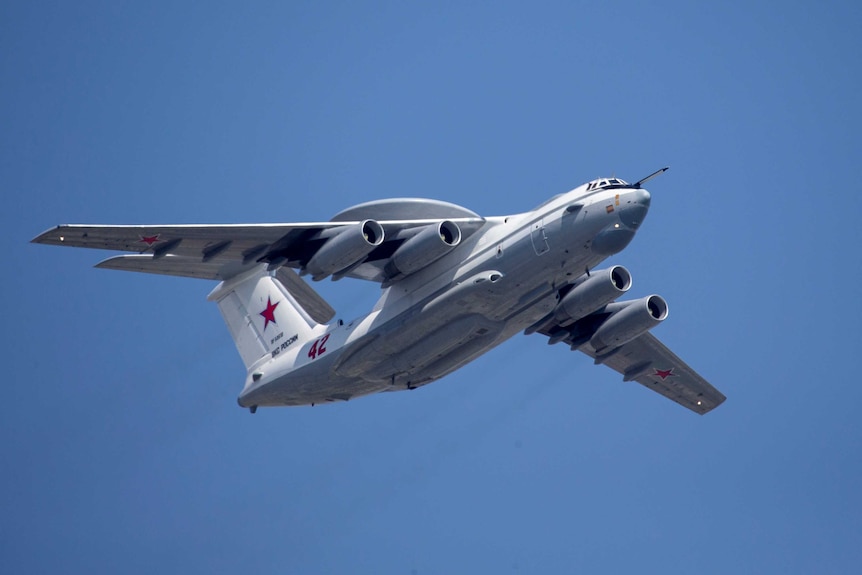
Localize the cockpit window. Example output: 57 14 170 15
585 177 630 191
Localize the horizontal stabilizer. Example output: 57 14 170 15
98 255 336 324
96 254 255 280
275 267 335 325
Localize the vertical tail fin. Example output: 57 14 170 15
207 265 331 370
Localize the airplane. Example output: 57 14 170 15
31 167 725 415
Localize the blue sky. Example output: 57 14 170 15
3 1 862 573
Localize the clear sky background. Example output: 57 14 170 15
3 1 861 573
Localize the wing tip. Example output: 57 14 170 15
695 393 727 415
31 225 65 245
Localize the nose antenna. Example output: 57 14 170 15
633 166 669 189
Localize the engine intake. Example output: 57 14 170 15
553 266 632 325
385 220 462 278
589 294 668 351
305 220 385 281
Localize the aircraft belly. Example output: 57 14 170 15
340 284 560 389
364 314 502 380
240 349 389 406
404 292 561 386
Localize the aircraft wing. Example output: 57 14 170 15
535 326 725 414
31 223 333 280
31 199 486 282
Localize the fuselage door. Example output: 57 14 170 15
531 218 550 255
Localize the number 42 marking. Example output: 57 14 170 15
307 334 331 360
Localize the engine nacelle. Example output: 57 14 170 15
589 295 668 351
553 266 632 325
305 220 385 281
386 220 462 278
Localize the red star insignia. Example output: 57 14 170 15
138 234 161 246
654 368 676 380
260 296 279 330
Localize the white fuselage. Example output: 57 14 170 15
238 184 651 407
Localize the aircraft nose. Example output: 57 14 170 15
619 188 651 229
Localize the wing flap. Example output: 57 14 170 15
580 333 725 414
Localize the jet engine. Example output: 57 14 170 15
305 220 385 281
588 295 668 352
553 266 632 325
385 220 462 278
